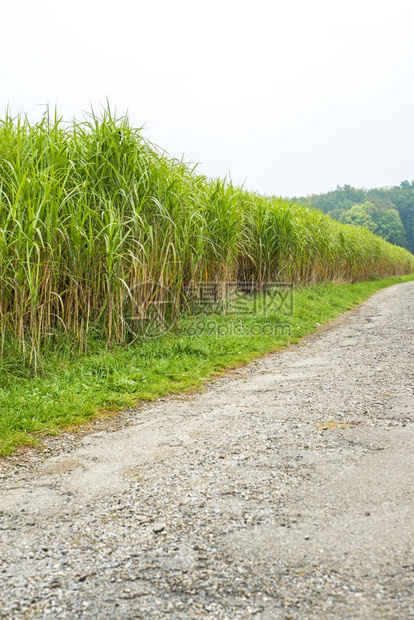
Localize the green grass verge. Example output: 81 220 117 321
1 274 413 455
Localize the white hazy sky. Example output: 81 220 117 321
1 0 414 197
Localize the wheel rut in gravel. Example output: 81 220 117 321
1 281 413 619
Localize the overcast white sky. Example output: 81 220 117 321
1 0 414 197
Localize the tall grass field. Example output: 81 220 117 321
0 108 413 370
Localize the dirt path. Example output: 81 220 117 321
1 282 413 619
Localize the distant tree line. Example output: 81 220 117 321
294 181 414 252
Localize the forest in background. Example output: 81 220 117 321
295 181 414 252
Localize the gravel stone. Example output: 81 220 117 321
0 282 414 618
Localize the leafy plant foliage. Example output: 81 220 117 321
0 110 413 366
295 183 414 250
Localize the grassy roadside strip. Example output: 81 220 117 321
1 274 413 455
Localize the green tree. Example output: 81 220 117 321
339 203 377 233
294 181 414 251
328 208 346 221
339 202 406 246
387 181 414 252
374 208 407 246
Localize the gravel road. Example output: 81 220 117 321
1 281 413 619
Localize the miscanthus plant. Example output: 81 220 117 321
0 108 413 367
